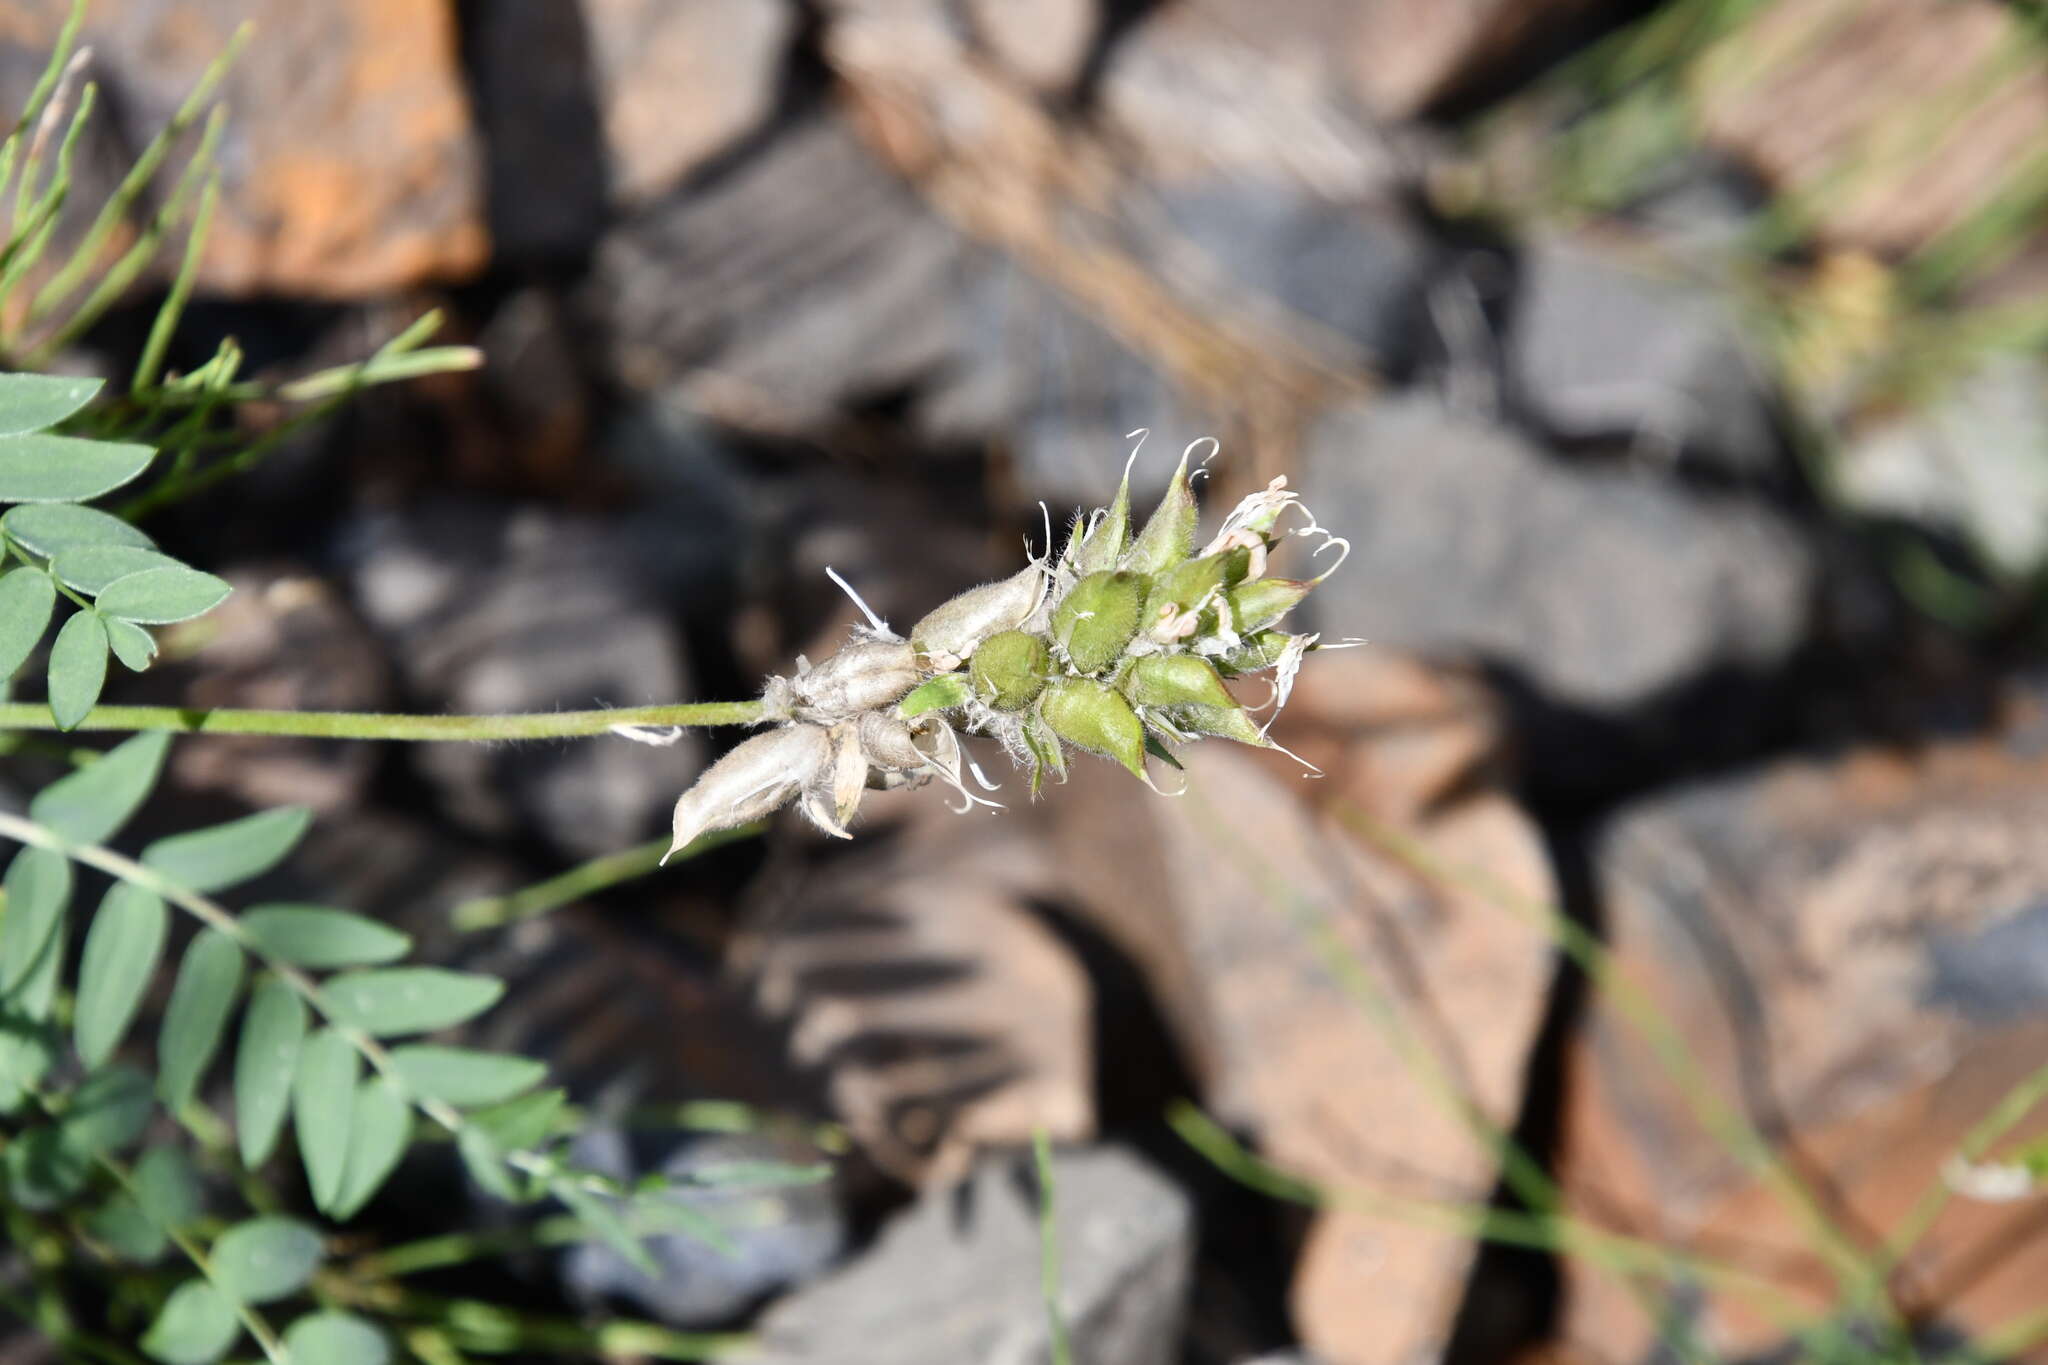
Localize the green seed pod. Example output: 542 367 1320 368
1225 578 1312 635
1148 547 1251 620
1215 630 1298 676
1052 570 1147 675
1121 654 1236 710
1038 677 1147 780
1124 455 1197 576
1068 474 1132 577
897 673 973 719
909 562 1047 670
970 629 1049 711
1171 703 1270 749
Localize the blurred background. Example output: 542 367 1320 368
6 0 2048 1361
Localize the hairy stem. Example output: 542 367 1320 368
0 700 764 741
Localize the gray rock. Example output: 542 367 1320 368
740 1146 1192 1365
1296 395 1813 714
585 113 967 427
1835 353 2048 577
1507 236 1783 476
334 497 704 858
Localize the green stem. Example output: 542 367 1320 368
0 700 764 741
1031 1128 1075 1365
450 825 764 931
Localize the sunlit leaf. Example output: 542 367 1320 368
1 502 153 556
329 1075 409 1221
141 1280 238 1365
281 1312 389 1365
233 976 305 1168
142 807 310 894
211 1216 322 1304
239 905 409 969
157 930 245 1113
92 565 231 624
50 544 180 594
321 968 503 1038
0 566 56 679
104 615 158 671
0 432 154 503
388 1045 544 1107
293 1028 357 1214
47 608 108 730
73 883 167 1068
33 730 170 843
0 372 102 437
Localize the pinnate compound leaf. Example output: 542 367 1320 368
0 566 55 679
234 976 305 1168
157 930 245 1113
210 1216 322 1304
92 565 232 624
282 1313 390 1365
329 1076 409 1221
321 968 504 1037
239 905 410 969
142 807 311 893
388 1045 545 1107
73 883 168 1068
47 609 108 731
104 615 158 671
33 730 170 843
293 1028 357 1214
141 1280 238 1365
0 372 102 437
51 545 180 594
0 433 155 503
2 503 153 556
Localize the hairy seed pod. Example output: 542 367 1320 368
667 724 833 860
970 630 1049 711
1039 677 1146 780
909 562 1046 670
792 640 921 721
1121 653 1236 710
1171 703 1269 749
1053 570 1147 675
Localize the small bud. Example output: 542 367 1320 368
1124 453 1198 576
909 562 1047 669
667 724 833 861
1225 578 1312 635
792 640 922 722
1053 570 1147 675
898 672 973 719
1039 677 1147 781
1121 654 1236 710
969 629 1050 711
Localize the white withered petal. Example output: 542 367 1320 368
666 724 834 862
